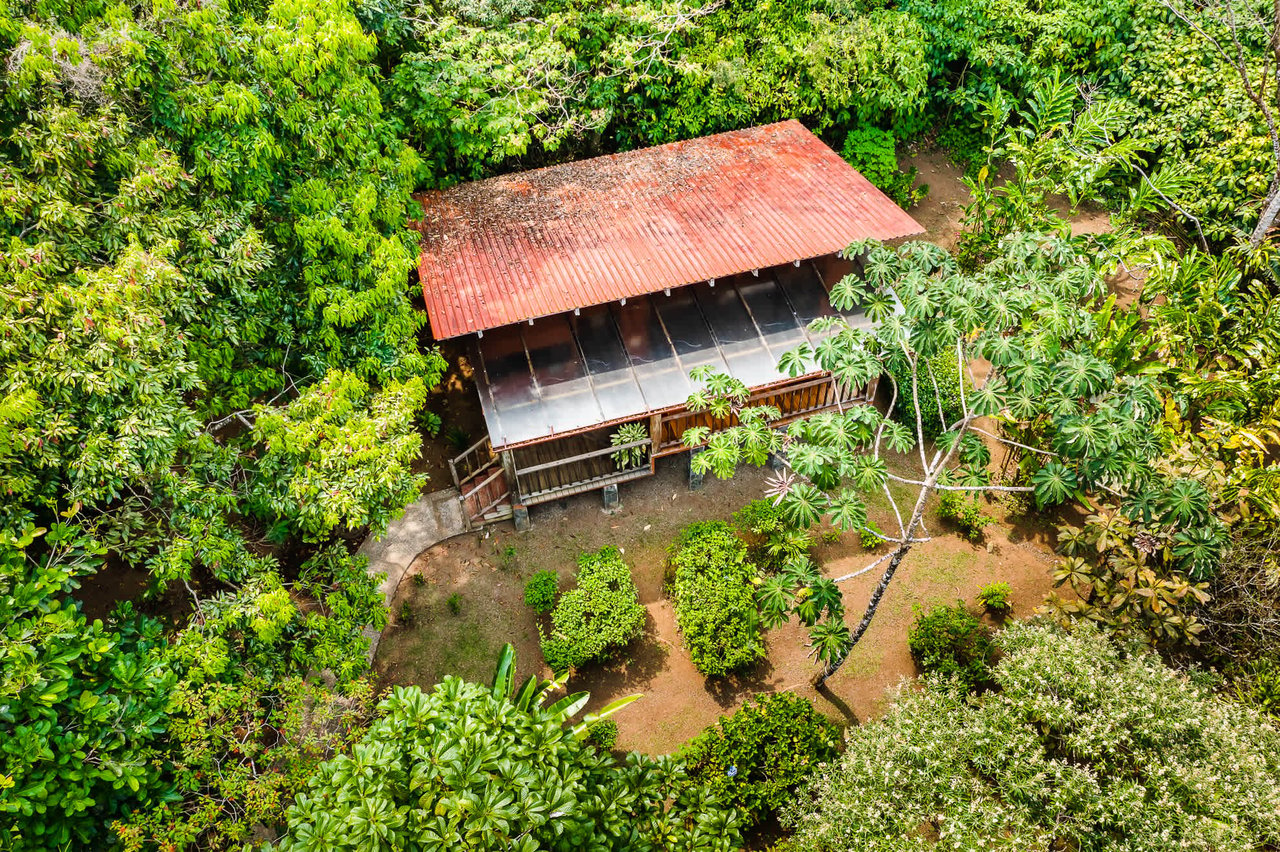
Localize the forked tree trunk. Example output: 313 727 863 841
813 413 978 689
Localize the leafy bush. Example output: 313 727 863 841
541 547 645 673
681 693 840 827
610 422 650 470
938 491 995 542
858 520 884 550
668 522 765 677
585 719 619 751
976 581 1013 615
886 347 967 439
1231 657 1280 717
398 601 416 626
734 499 813 570
274 647 744 851
907 603 993 691
524 569 559 614
840 127 926 208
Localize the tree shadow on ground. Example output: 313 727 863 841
569 613 670 695
814 682 861 726
701 657 779 709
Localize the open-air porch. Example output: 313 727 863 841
447 257 876 528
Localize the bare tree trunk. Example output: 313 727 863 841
814 410 981 689
814 541 911 687
1251 179 1280 247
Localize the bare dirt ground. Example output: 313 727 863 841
905 149 1112 248
374 453 1062 755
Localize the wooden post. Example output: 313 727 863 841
500 450 519 502
688 448 705 491
649 413 662 462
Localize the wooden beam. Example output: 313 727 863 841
514 438 650 477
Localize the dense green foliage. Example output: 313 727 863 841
273 648 743 851
785 621 1280 850
680 692 839 827
840 127 924 208
907 603 994 691
6 0 1280 844
885 343 966 439
668 522 766 677
1 523 172 851
523 569 559 614
584 719 619 751
540 547 645 674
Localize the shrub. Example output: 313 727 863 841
858 520 884 550
976 581 1013 615
734 499 812 570
398 601 416 627
681 693 840 827
609 422 649 470
783 622 1280 849
907 603 993 691
446 592 462 615
840 126 926 208
1231 657 1280 717
669 522 766 677
938 491 994 542
585 719 619 751
886 347 967 439
524 570 558 614
540 546 645 674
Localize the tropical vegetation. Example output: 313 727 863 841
4 0 1280 845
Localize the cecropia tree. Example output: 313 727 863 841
685 232 1220 685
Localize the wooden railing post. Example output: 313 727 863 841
500 450 519 502
648 413 662 464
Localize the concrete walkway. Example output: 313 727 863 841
360 487 467 658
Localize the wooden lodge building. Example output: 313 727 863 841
414 120 924 529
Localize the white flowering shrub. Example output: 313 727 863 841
784 620 1280 851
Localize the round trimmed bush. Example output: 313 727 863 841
523 569 558 614
680 693 840 827
907 603 994 691
585 719 618 751
540 547 645 674
668 522 765 677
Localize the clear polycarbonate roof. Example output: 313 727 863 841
472 258 870 448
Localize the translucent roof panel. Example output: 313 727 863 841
472 259 866 449
572 305 648 422
693 281 778 385
612 298 694 411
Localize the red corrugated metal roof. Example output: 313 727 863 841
415 120 924 340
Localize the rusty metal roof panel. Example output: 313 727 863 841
416 120 924 340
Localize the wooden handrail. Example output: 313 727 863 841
460 465 505 501
450 434 491 469
515 438 650 477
